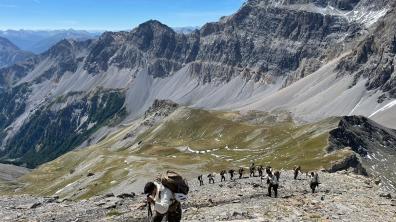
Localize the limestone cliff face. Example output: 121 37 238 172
337 6 396 99
80 0 365 83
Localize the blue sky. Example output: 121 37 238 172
0 0 245 30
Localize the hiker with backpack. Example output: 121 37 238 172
249 163 256 177
220 170 226 182
294 166 301 180
309 172 320 193
228 169 235 180
258 165 264 177
265 166 272 184
265 166 272 175
198 175 204 186
267 171 280 198
144 171 189 222
238 167 244 179
208 173 215 184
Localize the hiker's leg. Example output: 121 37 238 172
151 211 165 222
274 185 278 198
267 185 272 196
167 202 182 222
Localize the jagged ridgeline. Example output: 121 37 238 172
0 0 396 197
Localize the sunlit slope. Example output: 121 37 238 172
17 108 351 199
136 109 350 170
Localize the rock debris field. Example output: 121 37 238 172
1 171 395 221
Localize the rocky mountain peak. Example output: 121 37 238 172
42 39 77 58
133 20 175 35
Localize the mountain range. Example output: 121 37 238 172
0 0 395 193
0 29 101 54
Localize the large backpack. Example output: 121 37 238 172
158 171 189 195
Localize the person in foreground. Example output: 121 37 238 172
144 171 189 222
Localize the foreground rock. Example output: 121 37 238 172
0 171 395 221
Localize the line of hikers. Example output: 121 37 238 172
198 164 320 198
142 165 320 222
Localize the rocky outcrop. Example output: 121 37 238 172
328 116 396 155
144 99 179 117
327 152 367 175
328 116 396 190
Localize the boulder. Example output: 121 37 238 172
116 192 135 199
379 193 392 199
104 193 115 198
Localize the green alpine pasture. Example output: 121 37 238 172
7 108 351 199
